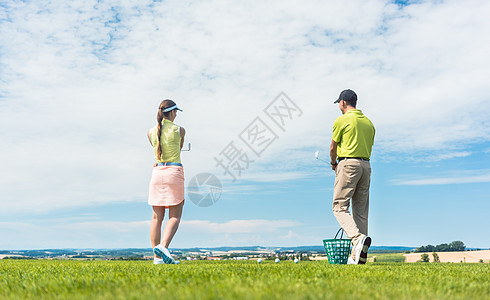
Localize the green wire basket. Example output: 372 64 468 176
323 228 351 264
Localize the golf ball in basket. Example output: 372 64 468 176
257 258 263 263
275 258 280 263
294 258 299 263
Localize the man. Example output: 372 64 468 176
330 89 375 265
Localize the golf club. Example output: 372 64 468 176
314 150 329 164
181 142 191 152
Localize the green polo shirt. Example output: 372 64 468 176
332 109 375 159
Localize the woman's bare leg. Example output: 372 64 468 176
150 206 165 258
161 201 184 248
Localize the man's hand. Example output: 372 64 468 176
330 139 339 171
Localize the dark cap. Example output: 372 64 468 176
334 89 357 104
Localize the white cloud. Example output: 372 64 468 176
232 171 310 183
0 219 151 249
1 0 489 214
181 219 301 234
51 218 300 235
60 220 151 232
0 218 304 249
407 151 472 162
392 169 490 186
432 152 472 161
0 222 36 230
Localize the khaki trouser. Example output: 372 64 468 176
333 158 371 246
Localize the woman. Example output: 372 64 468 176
147 99 186 264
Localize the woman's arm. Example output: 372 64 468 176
179 127 186 149
147 131 154 146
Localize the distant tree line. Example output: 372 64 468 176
415 241 465 253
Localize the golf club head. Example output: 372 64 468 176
315 150 329 164
181 143 191 152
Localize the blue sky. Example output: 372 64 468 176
1 0 489 250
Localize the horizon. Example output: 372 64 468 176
5 244 489 252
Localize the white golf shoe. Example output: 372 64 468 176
353 235 371 264
347 256 356 264
153 244 177 264
153 257 165 265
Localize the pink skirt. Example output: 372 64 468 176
148 165 185 207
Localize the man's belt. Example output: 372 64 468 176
156 162 183 166
338 157 370 162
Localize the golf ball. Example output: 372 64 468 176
275 258 280 263
257 258 263 263
294 258 299 263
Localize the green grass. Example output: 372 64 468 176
368 252 406 263
1 260 489 299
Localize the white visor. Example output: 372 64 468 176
163 105 183 113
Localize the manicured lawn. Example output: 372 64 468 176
368 252 406 262
1 260 488 299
